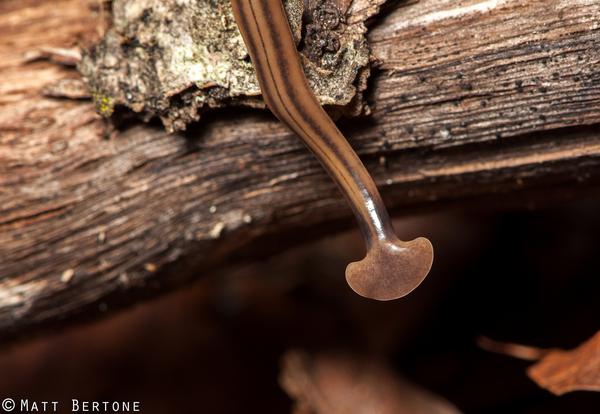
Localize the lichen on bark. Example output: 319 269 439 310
79 0 379 132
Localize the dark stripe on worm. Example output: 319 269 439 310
231 0 434 300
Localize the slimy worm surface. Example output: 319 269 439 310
231 0 434 300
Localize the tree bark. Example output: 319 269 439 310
1 0 600 341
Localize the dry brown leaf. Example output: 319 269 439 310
476 336 550 361
528 331 600 395
477 331 600 396
280 350 461 414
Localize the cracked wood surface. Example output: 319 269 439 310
1 0 600 340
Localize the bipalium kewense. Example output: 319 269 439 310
231 0 433 300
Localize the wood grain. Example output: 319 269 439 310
1 0 600 340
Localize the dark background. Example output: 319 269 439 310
0 195 599 413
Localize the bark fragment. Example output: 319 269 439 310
79 0 380 132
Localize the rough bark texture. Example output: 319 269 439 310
1 0 600 341
78 0 383 132
78 0 377 132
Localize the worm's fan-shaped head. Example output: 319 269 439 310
345 237 434 301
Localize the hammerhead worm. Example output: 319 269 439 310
231 0 433 300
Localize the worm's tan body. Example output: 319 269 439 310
231 0 433 300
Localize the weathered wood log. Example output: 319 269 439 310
1 0 600 341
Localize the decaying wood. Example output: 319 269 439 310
1 0 600 340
